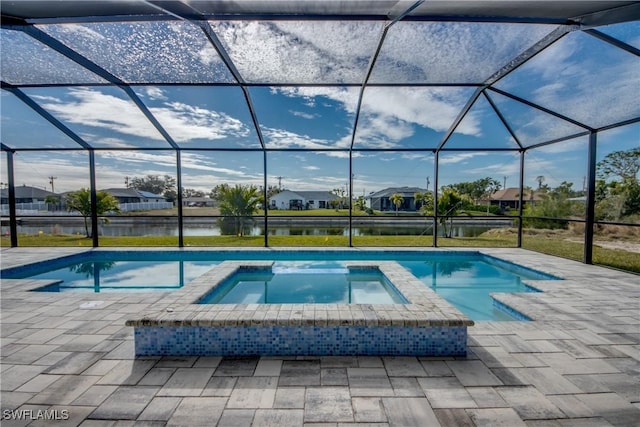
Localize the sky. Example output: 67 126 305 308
1 19 638 196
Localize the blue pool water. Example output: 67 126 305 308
399 258 540 321
1 250 560 320
7 260 217 293
198 262 406 304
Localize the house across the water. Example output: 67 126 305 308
269 190 341 210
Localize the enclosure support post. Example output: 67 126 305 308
89 150 99 248
349 151 353 247
263 151 269 247
517 151 525 248
176 150 184 248
433 150 439 247
584 131 597 264
6 150 18 247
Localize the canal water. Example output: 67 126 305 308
7 220 502 238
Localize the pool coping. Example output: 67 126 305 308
124 260 475 328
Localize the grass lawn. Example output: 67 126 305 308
3 230 638 273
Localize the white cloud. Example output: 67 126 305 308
30 94 63 103
439 152 488 164
276 86 359 113
37 88 165 143
151 101 250 143
274 85 477 149
289 110 317 120
263 127 332 150
145 87 167 101
35 88 253 147
497 32 640 128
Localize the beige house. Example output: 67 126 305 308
487 187 545 212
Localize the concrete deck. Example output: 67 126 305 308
1 247 638 426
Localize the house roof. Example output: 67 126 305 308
101 188 142 198
137 190 165 199
490 187 544 201
367 187 428 198
0 185 57 199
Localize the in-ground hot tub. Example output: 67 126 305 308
126 261 474 357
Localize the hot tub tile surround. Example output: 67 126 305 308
126 261 474 357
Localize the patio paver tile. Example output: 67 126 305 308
445 360 502 386
89 386 158 420
137 396 182 421
389 377 424 397
274 387 306 408
28 375 100 405
279 360 321 386
466 407 527 427
253 409 304 426
418 377 477 409
201 376 238 397
217 409 255 427
157 367 214 397
433 408 475 427
381 397 440 427
352 397 387 423
304 387 353 423
496 386 566 420
166 397 226 426
227 377 278 409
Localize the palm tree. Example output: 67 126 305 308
414 191 434 214
216 184 261 236
536 175 545 190
438 188 466 238
65 189 120 237
389 193 404 216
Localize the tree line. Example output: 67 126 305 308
59 147 639 238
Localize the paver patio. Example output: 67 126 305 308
1 247 638 426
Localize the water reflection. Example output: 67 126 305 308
31 260 216 293
11 221 497 238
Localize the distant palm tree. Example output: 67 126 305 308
216 184 261 236
389 193 404 216
438 188 467 238
65 189 120 238
414 191 434 214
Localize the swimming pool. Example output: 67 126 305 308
1 250 560 321
197 262 407 304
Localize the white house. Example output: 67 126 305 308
269 190 340 210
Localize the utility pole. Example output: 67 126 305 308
124 176 130 187
426 176 430 190
48 176 57 192
503 176 507 189
277 176 283 190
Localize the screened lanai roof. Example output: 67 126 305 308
1 0 639 155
